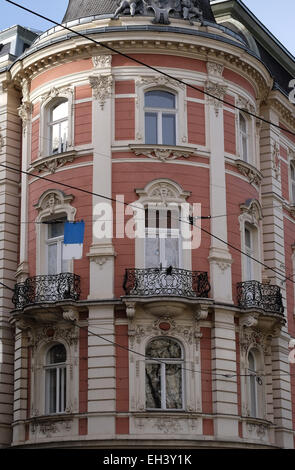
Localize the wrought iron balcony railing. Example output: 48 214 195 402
13 273 81 310
123 267 211 298
237 280 284 315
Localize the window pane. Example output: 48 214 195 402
145 112 158 144
145 363 161 408
48 221 65 239
60 120 68 152
46 368 57 413
166 364 182 409
51 123 60 154
145 236 160 268
240 113 246 133
245 228 251 249
164 236 179 268
47 344 67 364
145 91 175 109
162 114 176 145
48 243 57 275
146 338 182 359
59 367 66 412
242 135 248 162
292 182 295 203
52 101 68 121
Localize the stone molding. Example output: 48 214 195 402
29 150 77 174
129 144 196 162
236 159 263 186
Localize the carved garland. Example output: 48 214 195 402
129 145 196 162
128 314 205 348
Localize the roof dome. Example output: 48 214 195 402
63 0 216 24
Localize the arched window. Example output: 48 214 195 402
48 100 68 155
145 337 184 410
248 350 258 418
45 343 67 414
291 162 295 204
144 90 176 145
239 112 248 162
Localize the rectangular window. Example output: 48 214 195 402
46 220 68 274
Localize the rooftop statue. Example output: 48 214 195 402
63 0 215 24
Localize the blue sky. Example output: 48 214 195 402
1 0 295 56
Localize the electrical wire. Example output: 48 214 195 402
4 0 295 139
0 160 294 286
0 273 293 381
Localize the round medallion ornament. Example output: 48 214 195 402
159 322 171 331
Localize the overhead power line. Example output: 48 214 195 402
4 0 295 139
0 160 294 287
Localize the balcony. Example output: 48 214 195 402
123 267 211 299
237 280 284 315
13 273 81 310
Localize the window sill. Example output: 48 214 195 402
129 144 197 162
236 159 262 186
29 149 77 174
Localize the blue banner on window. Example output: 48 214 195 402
64 221 85 244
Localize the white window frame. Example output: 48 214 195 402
46 219 68 275
48 100 69 155
248 350 258 418
144 206 181 269
239 200 263 282
239 111 249 163
29 333 80 419
135 179 191 270
134 80 187 147
145 337 184 411
246 348 265 419
34 189 76 276
39 87 74 159
144 90 177 145
45 343 67 415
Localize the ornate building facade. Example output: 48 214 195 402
0 0 295 448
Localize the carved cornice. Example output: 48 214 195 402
236 159 263 186
89 74 113 109
29 150 77 174
27 324 79 350
267 92 295 130
129 144 196 162
237 94 256 114
34 188 75 214
128 314 207 347
10 36 271 100
40 86 73 103
240 198 263 225
136 74 185 90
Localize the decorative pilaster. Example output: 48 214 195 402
206 62 233 303
88 56 115 300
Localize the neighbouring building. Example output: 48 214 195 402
0 0 295 448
